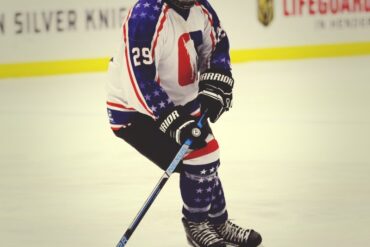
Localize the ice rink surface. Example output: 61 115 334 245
1 56 370 247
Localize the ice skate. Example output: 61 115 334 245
213 220 262 247
182 217 226 247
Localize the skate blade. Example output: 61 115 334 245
225 244 265 247
186 236 201 247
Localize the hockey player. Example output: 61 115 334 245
106 0 262 246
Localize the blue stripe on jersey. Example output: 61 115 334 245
107 109 138 125
126 0 174 118
198 0 220 28
198 0 231 71
128 0 165 41
190 31 203 51
210 33 231 71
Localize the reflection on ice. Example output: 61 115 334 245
0 57 369 247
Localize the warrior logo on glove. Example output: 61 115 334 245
159 110 180 133
199 72 234 87
157 106 209 149
198 69 234 123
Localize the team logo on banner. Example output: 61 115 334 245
258 0 274 26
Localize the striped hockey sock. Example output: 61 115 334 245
180 161 228 223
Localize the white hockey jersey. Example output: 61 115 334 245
106 0 231 131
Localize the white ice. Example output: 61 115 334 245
1 56 370 247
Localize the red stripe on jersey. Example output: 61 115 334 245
107 101 135 110
178 33 197 86
123 10 154 116
184 139 219 160
152 5 170 58
196 3 216 49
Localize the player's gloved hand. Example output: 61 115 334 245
198 68 234 123
157 106 209 149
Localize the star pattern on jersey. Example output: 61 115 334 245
128 1 172 118
138 81 173 116
212 27 231 70
212 54 231 69
132 1 163 20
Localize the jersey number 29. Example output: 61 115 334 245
132 47 153 66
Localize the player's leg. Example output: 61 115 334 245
207 172 228 225
180 136 226 247
113 113 184 172
182 136 262 247
208 173 262 247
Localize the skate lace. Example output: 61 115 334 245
219 220 249 243
189 221 222 245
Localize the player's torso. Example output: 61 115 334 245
155 5 207 105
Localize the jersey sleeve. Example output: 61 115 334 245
122 0 174 119
197 0 232 73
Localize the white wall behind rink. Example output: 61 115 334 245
0 0 369 63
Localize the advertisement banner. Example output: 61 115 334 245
0 0 369 78
0 0 135 63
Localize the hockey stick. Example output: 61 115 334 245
116 111 208 247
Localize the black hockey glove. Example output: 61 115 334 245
157 106 209 149
198 69 234 123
